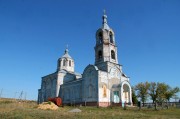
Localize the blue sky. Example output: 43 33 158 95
0 0 180 100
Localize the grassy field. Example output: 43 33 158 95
0 98 180 119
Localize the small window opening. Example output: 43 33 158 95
58 60 61 67
111 50 115 60
98 50 102 59
69 60 71 66
63 60 66 66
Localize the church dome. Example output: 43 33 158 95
57 48 75 72
61 48 72 59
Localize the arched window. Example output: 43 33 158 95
69 60 71 66
63 60 66 66
98 50 102 59
89 85 93 98
110 32 113 43
99 32 103 44
111 50 115 60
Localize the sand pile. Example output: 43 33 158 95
38 102 59 110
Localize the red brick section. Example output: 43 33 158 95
98 102 111 107
98 102 122 107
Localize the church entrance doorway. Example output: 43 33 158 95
113 91 119 103
122 84 130 103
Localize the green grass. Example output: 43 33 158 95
0 98 180 119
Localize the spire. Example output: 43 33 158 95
102 9 110 30
103 10 107 24
65 44 69 54
62 45 72 59
65 48 68 54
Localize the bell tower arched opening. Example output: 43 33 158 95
110 32 113 43
99 32 103 44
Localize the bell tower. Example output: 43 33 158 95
94 11 119 71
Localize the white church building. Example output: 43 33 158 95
38 13 132 107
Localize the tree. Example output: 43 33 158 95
148 82 168 110
131 86 138 105
148 82 159 110
155 83 180 109
135 82 150 106
164 86 180 102
149 82 158 104
156 84 179 103
156 83 168 106
148 82 179 110
149 83 167 102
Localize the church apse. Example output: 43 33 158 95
82 65 99 105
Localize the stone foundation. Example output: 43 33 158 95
111 102 122 107
63 101 123 107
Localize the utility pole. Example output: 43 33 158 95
24 92 27 101
19 91 23 100
0 89 3 98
